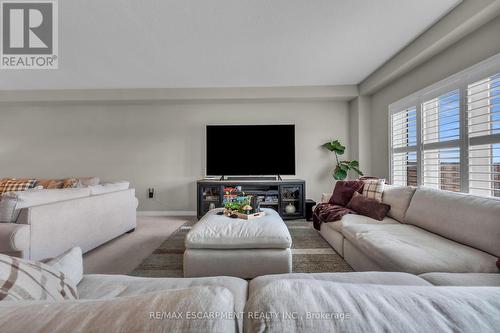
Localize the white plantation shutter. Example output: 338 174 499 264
421 90 461 192
388 55 500 198
390 107 417 186
423 148 460 191
467 73 500 197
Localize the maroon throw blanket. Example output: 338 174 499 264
313 202 354 230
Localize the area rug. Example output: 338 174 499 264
129 218 352 277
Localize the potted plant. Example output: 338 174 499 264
322 139 363 180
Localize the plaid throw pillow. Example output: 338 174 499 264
0 254 78 301
362 179 385 201
0 179 36 194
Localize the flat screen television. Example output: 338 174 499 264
206 125 295 176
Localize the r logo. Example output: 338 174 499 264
2 2 52 54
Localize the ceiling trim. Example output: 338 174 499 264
0 85 358 104
359 0 500 95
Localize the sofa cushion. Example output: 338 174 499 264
419 273 500 286
405 187 500 257
0 287 236 333
382 185 416 222
347 192 390 220
78 274 247 308
342 223 499 274
324 213 399 233
245 279 500 333
43 247 83 286
249 272 431 295
78 274 247 333
89 181 129 195
0 188 91 223
0 254 78 301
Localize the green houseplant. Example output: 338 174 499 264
322 140 363 180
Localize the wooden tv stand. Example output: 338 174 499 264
197 179 305 220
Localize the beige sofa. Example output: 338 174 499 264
0 188 137 260
319 186 500 274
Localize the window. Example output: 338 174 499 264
390 107 417 186
422 90 461 191
389 54 500 198
467 73 500 197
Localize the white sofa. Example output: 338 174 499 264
0 186 137 260
2 271 499 333
319 186 500 274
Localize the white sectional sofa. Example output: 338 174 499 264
2 270 499 333
320 186 500 274
0 185 137 260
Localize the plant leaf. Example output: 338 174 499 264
349 160 359 168
351 166 364 176
333 167 347 180
322 140 345 155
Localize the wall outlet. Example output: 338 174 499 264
148 188 155 198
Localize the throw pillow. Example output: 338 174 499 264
346 192 391 221
362 178 386 201
497 258 500 270
0 253 78 301
78 177 100 187
36 179 65 189
42 247 83 286
0 179 36 194
329 180 365 206
62 178 79 188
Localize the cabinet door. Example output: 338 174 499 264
199 185 222 216
280 184 304 218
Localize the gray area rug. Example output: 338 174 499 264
130 218 352 277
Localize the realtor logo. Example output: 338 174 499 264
1 0 58 69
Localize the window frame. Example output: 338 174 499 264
388 53 500 196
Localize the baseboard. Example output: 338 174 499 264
137 211 196 217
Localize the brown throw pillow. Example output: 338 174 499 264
329 180 365 206
346 192 391 221
36 179 65 189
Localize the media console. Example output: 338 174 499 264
197 179 305 220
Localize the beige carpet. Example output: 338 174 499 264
83 215 187 274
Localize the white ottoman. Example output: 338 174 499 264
184 208 292 278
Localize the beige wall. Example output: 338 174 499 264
370 15 500 178
0 100 349 212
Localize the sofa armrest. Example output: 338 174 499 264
0 223 30 256
321 193 332 203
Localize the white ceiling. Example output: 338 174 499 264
0 0 460 90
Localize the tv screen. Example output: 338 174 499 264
206 125 295 176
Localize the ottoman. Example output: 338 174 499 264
184 208 292 278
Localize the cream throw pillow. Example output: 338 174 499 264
362 179 386 201
43 247 83 286
0 253 78 301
